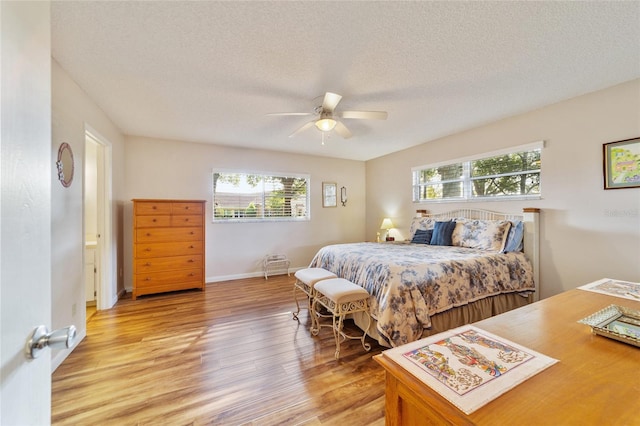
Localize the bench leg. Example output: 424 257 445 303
293 282 314 324
292 284 302 321
310 296 321 336
333 304 372 359
360 311 372 353
333 313 344 359
307 293 317 331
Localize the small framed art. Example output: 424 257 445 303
322 182 337 207
603 137 640 189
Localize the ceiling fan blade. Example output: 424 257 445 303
338 110 388 120
334 121 352 139
288 121 315 138
322 92 342 113
266 112 312 116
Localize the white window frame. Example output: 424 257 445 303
212 169 310 222
412 141 544 203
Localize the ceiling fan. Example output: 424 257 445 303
267 92 388 139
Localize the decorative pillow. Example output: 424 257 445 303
503 220 524 252
411 229 433 244
452 220 512 252
408 217 437 239
430 221 456 246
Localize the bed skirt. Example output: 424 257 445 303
353 292 533 348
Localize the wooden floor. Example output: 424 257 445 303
52 275 387 425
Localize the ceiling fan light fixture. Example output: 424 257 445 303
315 118 336 132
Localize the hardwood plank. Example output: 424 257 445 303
52 275 386 425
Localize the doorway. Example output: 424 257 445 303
84 136 99 318
84 128 113 316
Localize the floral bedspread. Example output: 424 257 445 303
309 242 534 347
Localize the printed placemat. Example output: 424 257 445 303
381 325 558 415
578 278 640 301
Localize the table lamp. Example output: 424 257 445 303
380 218 394 241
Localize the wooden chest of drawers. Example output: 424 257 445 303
132 199 206 300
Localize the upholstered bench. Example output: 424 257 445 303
292 268 337 328
311 278 372 360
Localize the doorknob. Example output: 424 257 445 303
25 325 77 359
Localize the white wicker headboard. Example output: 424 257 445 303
417 208 540 301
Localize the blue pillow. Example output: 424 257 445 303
430 221 456 246
504 221 524 252
411 229 433 244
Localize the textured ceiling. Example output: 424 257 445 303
51 1 640 161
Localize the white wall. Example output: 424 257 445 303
123 136 366 289
366 79 640 299
51 60 126 370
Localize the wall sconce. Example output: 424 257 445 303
340 186 347 206
380 218 394 241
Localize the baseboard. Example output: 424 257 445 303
51 328 86 373
123 266 305 293
206 266 304 283
116 288 127 300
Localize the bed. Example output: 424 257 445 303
309 208 540 348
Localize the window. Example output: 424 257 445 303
412 142 542 202
213 171 310 221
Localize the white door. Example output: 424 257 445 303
0 2 52 424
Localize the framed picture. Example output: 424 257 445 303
603 137 640 189
322 182 337 207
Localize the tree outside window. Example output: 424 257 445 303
412 143 542 202
213 172 309 221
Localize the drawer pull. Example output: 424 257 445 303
190 231 194 235
145 248 151 252
185 206 190 210
189 245 194 249
152 219 157 222
184 218 189 222
145 277 151 281
152 206 157 210
145 262 151 266
189 273 195 277
146 233 151 237
188 259 194 263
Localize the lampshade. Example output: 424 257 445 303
315 118 337 132
380 218 394 230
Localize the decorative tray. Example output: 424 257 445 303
578 305 640 348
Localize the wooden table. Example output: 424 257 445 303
374 289 640 425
